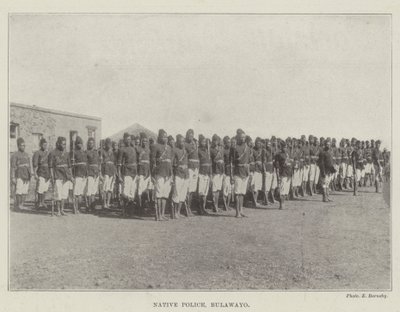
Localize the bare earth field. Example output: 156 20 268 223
10 183 390 290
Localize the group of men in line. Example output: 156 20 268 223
10 129 390 220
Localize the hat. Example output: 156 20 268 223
158 129 167 139
376 140 381 144
255 137 261 143
168 135 174 141
199 134 205 141
223 136 230 143
271 135 276 141
17 137 24 145
236 128 245 135
176 134 184 141
245 135 252 143
105 138 112 145
56 136 65 144
123 132 130 139
75 136 83 145
212 134 219 142
40 138 47 145
186 129 194 136
140 132 147 140
280 141 287 148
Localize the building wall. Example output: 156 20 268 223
10 104 101 155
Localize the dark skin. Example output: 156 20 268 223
73 142 84 214
251 140 262 208
12 141 33 210
222 138 231 211
86 139 100 211
172 136 187 219
138 137 149 214
211 137 222 213
103 141 114 209
198 138 209 214
50 140 73 216
118 136 132 217
34 141 48 208
156 132 169 221
235 132 247 218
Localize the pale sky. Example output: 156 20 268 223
10 14 391 148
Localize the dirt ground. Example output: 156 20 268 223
9 182 390 290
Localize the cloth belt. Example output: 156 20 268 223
125 163 137 167
160 159 171 163
178 164 188 169
200 163 211 166
56 164 68 168
188 159 199 162
139 160 150 164
17 163 29 167
105 161 115 164
75 162 87 165
255 160 262 164
216 159 224 163
89 164 99 166
238 164 249 167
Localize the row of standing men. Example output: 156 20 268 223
10 129 389 220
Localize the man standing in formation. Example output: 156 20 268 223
210 134 224 212
318 139 336 202
171 134 189 219
32 138 50 209
49 137 73 216
72 136 87 214
197 134 212 215
231 129 250 217
101 138 116 209
151 129 173 221
11 138 32 211
118 133 138 216
185 129 198 215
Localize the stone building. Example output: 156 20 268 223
10 102 102 155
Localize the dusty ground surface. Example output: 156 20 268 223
9 182 390 290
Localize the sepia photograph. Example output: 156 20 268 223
8 13 391 291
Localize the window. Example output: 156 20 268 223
9 123 20 153
10 123 19 139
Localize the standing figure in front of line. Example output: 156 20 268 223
49 136 74 216
86 138 101 213
101 138 116 209
210 134 224 212
171 134 189 219
11 137 32 211
33 138 50 209
231 129 251 217
72 136 87 214
136 132 151 216
118 133 139 217
151 129 173 221
274 140 291 209
317 139 336 202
